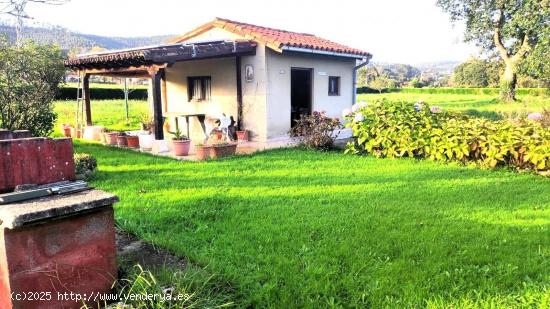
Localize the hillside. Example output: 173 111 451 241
0 24 174 51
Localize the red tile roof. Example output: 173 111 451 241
169 18 371 58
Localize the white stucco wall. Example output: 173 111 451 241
164 58 237 140
265 49 356 139
166 28 270 142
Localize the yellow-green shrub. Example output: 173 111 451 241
345 100 550 171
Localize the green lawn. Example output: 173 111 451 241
75 141 550 308
54 100 149 132
358 93 550 119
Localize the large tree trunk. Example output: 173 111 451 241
500 62 517 102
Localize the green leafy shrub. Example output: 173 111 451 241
289 111 342 150
0 38 65 136
345 100 550 171
74 153 97 180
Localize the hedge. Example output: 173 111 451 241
345 100 550 171
357 87 550 96
56 87 148 100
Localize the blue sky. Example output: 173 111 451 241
17 0 479 64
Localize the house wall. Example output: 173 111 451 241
166 27 356 142
265 49 356 139
164 58 238 141
169 28 270 142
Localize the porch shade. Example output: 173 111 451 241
64 40 257 71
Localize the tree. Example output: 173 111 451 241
368 75 396 94
0 0 69 44
437 0 549 101
0 38 66 136
452 58 489 87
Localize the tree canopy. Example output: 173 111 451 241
437 0 549 100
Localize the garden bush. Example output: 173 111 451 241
0 39 65 136
74 153 97 180
345 100 550 171
289 111 342 150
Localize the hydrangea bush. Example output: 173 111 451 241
344 100 550 171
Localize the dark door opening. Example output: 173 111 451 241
290 68 313 127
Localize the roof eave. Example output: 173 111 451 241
281 46 370 60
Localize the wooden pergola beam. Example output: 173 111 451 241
151 68 165 140
83 74 92 126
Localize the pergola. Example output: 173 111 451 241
64 40 257 140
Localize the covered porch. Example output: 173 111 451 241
64 40 257 143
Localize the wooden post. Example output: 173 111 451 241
236 56 243 130
83 74 92 126
151 69 165 140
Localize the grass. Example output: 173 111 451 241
74 141 550 308
54 100 149 132
358 93 550 120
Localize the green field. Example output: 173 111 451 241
75 141 550 308
54 100 149 132
358 92 550 119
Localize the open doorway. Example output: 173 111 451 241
290 68 313 127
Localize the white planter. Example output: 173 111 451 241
138 134 154 151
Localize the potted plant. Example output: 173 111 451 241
126 134 140 149
195 143 212 160
104 131 118 145
170 129 191 156
117 132 128 147
236 130 249 141
61 124 72 137
209 142 238 159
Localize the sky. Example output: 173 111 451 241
18 0 480 65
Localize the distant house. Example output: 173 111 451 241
65 18 372 143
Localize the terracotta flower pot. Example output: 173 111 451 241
172 140 190 156
195 145 212 160
105 132 118 145
117 135 128 147
209 143 237 159
215 131 223 140
62 126 72 137
236 130 249 141
70 128 82 139
126 135 140 148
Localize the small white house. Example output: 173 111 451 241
65 18 372 144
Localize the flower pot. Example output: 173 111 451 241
236 130 249 141
117 135 128 147
105 132 118 145
195 145 212 160
172 140 190 156
215 131 223 140
70 128 82 138
62 126 72 137
225 143 237 156
210 143 237 159
138 134 154 151
126 135 140 148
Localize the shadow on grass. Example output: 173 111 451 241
77 141 550 307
